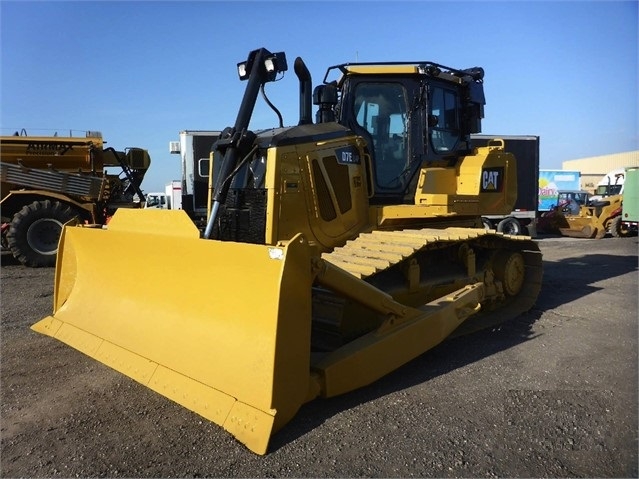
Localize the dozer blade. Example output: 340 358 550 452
31 209 313 455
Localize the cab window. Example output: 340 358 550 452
198 158 210 177
430 86 460 153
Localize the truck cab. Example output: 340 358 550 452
590 168 626 202
144 193 169 209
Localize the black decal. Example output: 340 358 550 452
335 146 361 165
25 141 74 156
480 167 504 192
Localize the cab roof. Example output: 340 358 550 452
323 61 484 87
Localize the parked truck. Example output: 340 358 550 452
169 130 221 225
471 134 539 236
0 129 150 266
610 166 638 237
144 180 182 210
538 169 581 212
590 167 627 202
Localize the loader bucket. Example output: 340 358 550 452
32 209 313 454
559 225 596 238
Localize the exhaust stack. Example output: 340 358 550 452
294 57 313 125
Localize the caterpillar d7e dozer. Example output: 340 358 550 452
32 48 542 454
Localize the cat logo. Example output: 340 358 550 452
481 167 504 192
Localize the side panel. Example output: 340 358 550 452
471 135 540 213
299 141 371 251
623 167 639 222
414 145 517 217
268 137 371 252
0 135 102 171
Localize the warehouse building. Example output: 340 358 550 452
563 150 639 192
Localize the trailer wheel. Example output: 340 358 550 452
481 218 494 231
497 217 522 236
6 200 79 267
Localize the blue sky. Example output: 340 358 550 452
1 1 637 193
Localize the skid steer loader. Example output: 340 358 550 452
32 48 542 455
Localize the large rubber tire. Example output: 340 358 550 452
481 217 494 231
497 217 522 236
6 200 79 267
609 215 622 237
608 215 632 238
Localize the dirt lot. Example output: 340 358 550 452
1 236 637 478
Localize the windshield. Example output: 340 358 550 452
146 194 166 207
559 192 589 205
595 184 623 196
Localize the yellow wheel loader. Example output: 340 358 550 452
32 48 542 454
540 191 623 239
559 195 623 239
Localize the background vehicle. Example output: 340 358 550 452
539 188 622 239
559 194 623 239
471 134 539 236
538 189 592 233
539 175 635 239
0 130 150 266
538 169 581 212
609 166 638 237
144 181 182 210
590 167 626 202
32 48 542 454
169 130 220 225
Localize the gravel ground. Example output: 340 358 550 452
1 236 637 478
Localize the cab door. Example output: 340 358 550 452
342 78 423 205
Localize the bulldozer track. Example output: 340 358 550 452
322 227 536 278
319 227 543 336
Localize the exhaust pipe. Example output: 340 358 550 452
294 57 312 125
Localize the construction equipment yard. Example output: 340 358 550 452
1 235 637 477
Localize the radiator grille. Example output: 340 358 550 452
216 188 267 244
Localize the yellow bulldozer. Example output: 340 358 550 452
32 48 542 454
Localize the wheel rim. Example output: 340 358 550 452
26 218 63 255
504 221 519 235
